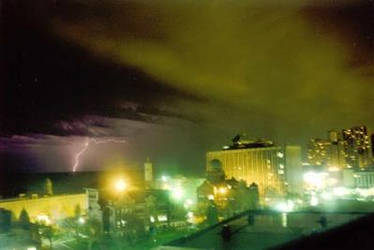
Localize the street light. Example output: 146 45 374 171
172 187 184 200
219 187 227 195
78 217 85 224
161 175 168 182
114 179 127 192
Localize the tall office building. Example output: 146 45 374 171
307 130 346 168
285 145 303 195
327 130 347 168
342 126 372 168
308 126 372 169
307 138 331 166
206 136 286 198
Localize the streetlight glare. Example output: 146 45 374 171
219 187 227 194
78 217 85 224
172 187 184 200
115 179 127 192
303 172 327 189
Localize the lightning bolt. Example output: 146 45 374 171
72 137 127 172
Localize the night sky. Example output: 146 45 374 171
1 0 373 175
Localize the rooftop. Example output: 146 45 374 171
222 135 274 151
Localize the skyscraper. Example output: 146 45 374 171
307 138 331 166
308 126 372 169
342 126 372 168
327 130 347 168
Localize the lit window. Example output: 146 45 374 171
158 215 168 222
150 216 155 223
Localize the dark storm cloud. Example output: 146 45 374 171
1 0 203 137
48 0 374 134
1 0 374 173
2 0 373 137
304 0 374 67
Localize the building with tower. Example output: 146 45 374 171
144 157 153 189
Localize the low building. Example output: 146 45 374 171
353 170 374 189
0 189 100 225
342 168 374 189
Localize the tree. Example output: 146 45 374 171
45 226 55 249
235 180 250 212
0 208 12 232
85 218 102 250
73 204 83 239
116 194 136 235
39 225 55 249
145 195 157 221
19 208 30 230
206 200 218 225
102 206 112 234
45 178 53 196
207 160 225 184
74 204 81 219
248 182 260 210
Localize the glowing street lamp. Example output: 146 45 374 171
218 187 227 195
303 172 327 189
172 187 184 200
114 179 127 192
161 175 168 182
78 217 85 224
310 195 319 206
184 199 194 208
275 200 295 212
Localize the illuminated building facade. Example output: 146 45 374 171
307 138 334 167
0 193 89 224
342 126 372 168
308 126 372 169
353 170 374 188
0 188 101 226
206 137 286 199
328 130 347 168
